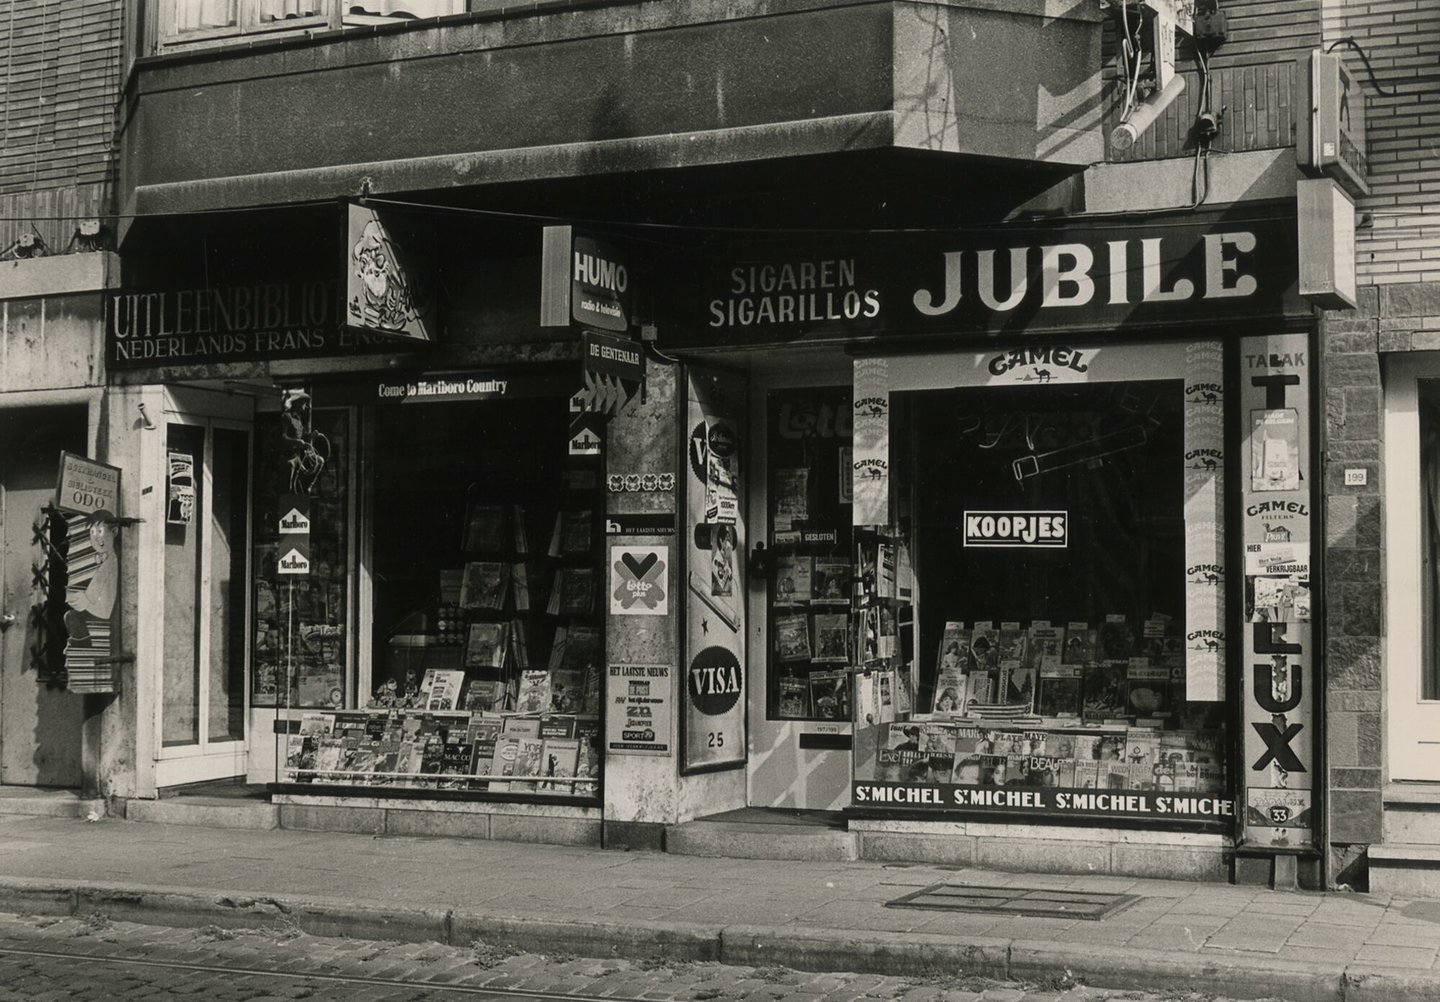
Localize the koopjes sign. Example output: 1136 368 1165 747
963 511 1068 548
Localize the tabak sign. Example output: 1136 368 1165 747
671 204 1302 348
853 781 1235 824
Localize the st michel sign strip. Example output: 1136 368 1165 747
671 204 1302 347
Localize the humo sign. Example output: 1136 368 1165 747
540 226 632 332
963 511 1068 548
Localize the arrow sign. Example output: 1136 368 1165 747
578 330 644 417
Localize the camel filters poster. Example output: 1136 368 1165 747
682 370 747 771
1239 332 1315 849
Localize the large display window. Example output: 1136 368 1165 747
269 376 603 799
849 343 1233 828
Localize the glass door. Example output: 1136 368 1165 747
1385 360 1440 781
155 392 252 787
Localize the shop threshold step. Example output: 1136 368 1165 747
1368 843 1440 898
126 797 279 831
665 819 857 861
0 787 101 819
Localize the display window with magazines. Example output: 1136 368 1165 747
264 371 604 802
845 341 1249 833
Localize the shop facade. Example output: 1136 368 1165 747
94 182 1326 885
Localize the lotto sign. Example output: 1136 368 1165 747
610 545 669 615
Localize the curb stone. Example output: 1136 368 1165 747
2 876 1439 1002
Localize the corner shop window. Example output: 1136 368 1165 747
852 379 1227 821
765 387 855 721
279 394 603 796
252 405 352 708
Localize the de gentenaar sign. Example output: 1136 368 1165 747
670 203 1301 348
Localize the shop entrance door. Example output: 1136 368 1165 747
154 389 253 788
0 405 87 786
747 353 854 810
1385 360 1440 781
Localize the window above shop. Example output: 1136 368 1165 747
152 0 481 52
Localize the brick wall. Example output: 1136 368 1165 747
1320 290 1384 887
1321 0 1440 284
0 0 123 253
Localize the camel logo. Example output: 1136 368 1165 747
853 396 887 417
854 457 888 480
1187 629 1224 651
986 346 1089 380
1186 383 1222 405
1187 564 1224 585
1186 448 1222 472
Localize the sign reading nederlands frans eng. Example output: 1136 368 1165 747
672 204 1303 348
106 281 404 368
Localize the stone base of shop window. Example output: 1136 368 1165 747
850 819 1233 882
271 794 602 846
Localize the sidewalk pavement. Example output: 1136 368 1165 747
1 813 1438 1002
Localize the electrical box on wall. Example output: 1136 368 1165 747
1297 177 1358 310
1296 51 1370 198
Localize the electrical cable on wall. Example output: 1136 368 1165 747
1324 37 1399 98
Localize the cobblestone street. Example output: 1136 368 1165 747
0 910 1260 1002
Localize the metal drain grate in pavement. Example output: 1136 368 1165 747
885 883 1138 920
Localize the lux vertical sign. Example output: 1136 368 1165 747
1239 332 1315 849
